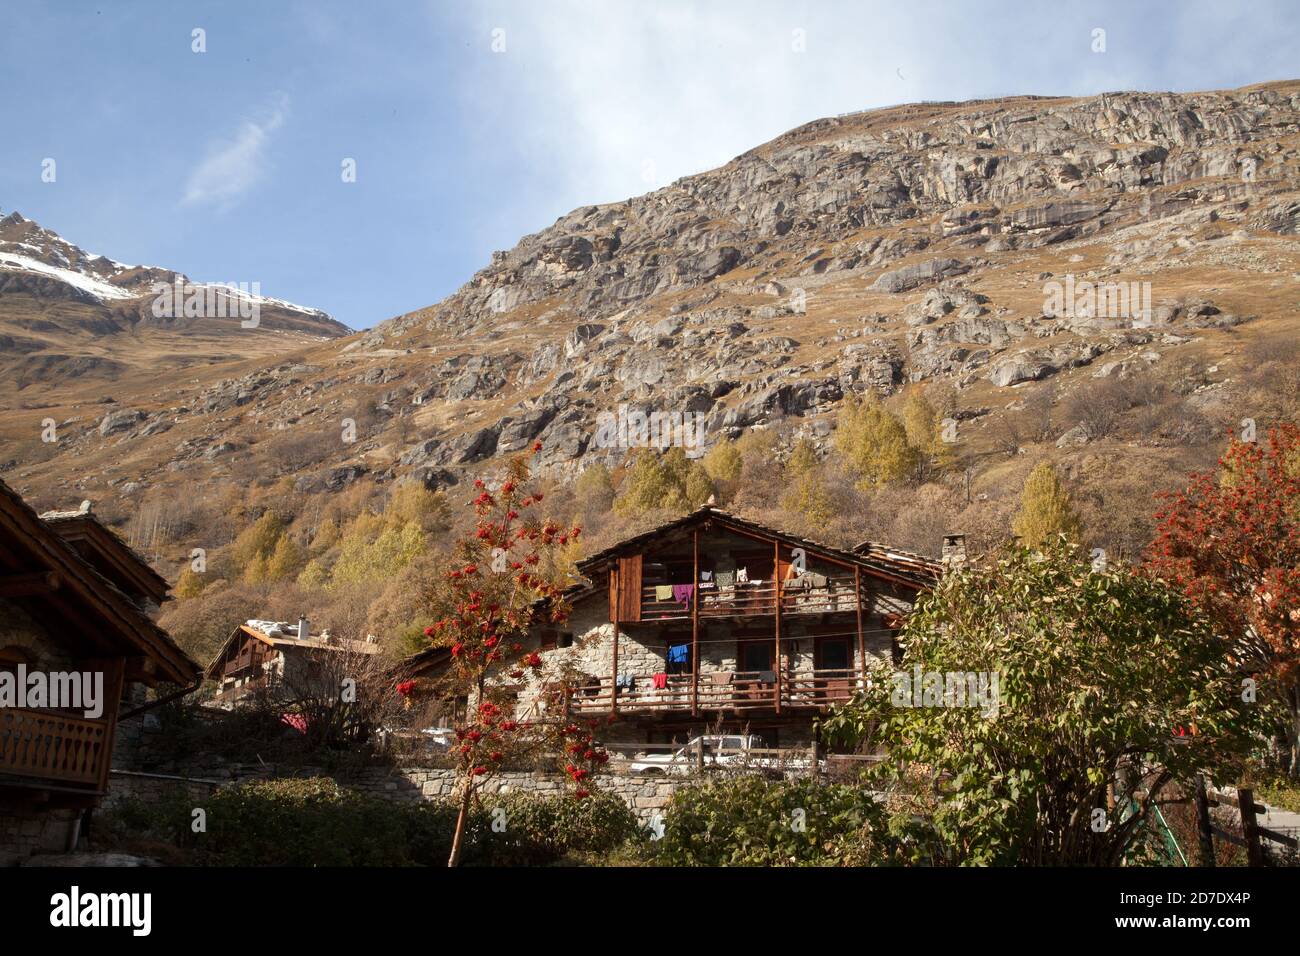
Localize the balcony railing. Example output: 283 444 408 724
640 576 863 622
557 668 860 716
0 708 111 789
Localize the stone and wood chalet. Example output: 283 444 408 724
205 618 379 708
402 505 946 748
0 481 200 864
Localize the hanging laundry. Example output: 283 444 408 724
652 672 669 690
700 570 713 582
672 583 694 606
655 584 674 601
667 644 689 665
616 674 634 690
736 567 749 583
715 570 736 588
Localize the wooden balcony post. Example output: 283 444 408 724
609 565 619 718
855 566 864 687
86 656 124 794
692 527 700 718
773 540 782 715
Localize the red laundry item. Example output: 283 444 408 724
281 713 308 734
652 672 668 690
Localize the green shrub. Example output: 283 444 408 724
198 777 411 866
479 791 643 866
101 777 642 866
655 777 888 866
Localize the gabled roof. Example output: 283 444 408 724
394 582 595 680
0 479 199 685
39 507 170 606
574 505 941 589
204 622 378 681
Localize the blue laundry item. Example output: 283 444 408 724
667 644 689 664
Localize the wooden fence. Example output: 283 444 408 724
1194 777 1299 866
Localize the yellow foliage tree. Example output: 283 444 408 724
702 440 743 483
614 447 714 514
264 534 305 583
1013 461 1084 548
297 559 330 591
173 565 205 599
241 552 270 585
902 388 955 479
230 511 284 575
781 437 834 529
835 392 917 490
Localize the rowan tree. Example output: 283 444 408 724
1145 423 1300 776
417 443 608 866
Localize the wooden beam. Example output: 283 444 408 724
691 527 699 718
773 540 782 716
609 565 619 719
855 566 864 686
0 570 60 598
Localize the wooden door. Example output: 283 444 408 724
815 636 852 703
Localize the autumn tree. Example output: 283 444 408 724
781 437 834 530
822 542 1258 865
229 511 285 582
614 447 713 515
419 445 608 866
901 388 955 481
1012 461 1083 547
1145 423 1300 776
835 392 917 490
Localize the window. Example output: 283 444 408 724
739 641 772 673
558 632 574 648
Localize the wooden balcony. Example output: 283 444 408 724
0 708 112 791
640 575 864 622
559 667 860 716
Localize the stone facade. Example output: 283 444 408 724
507 580 915 746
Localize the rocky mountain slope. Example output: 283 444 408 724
2 80 1298 554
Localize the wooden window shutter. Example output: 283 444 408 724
617 554 643 622
609 567 619 622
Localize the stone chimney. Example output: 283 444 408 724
298 615 309 640
941 534 967 568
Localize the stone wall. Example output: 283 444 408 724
341 766 680 824
0 801 79 867
101 760 682 826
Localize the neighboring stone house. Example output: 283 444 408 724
401 505 941 748
205 619 379 708
0 482 200 865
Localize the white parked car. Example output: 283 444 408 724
628 734 809 776
420 726 459 750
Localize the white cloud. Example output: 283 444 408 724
183 94 289 207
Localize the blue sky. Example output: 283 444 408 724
1 1 1296 330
